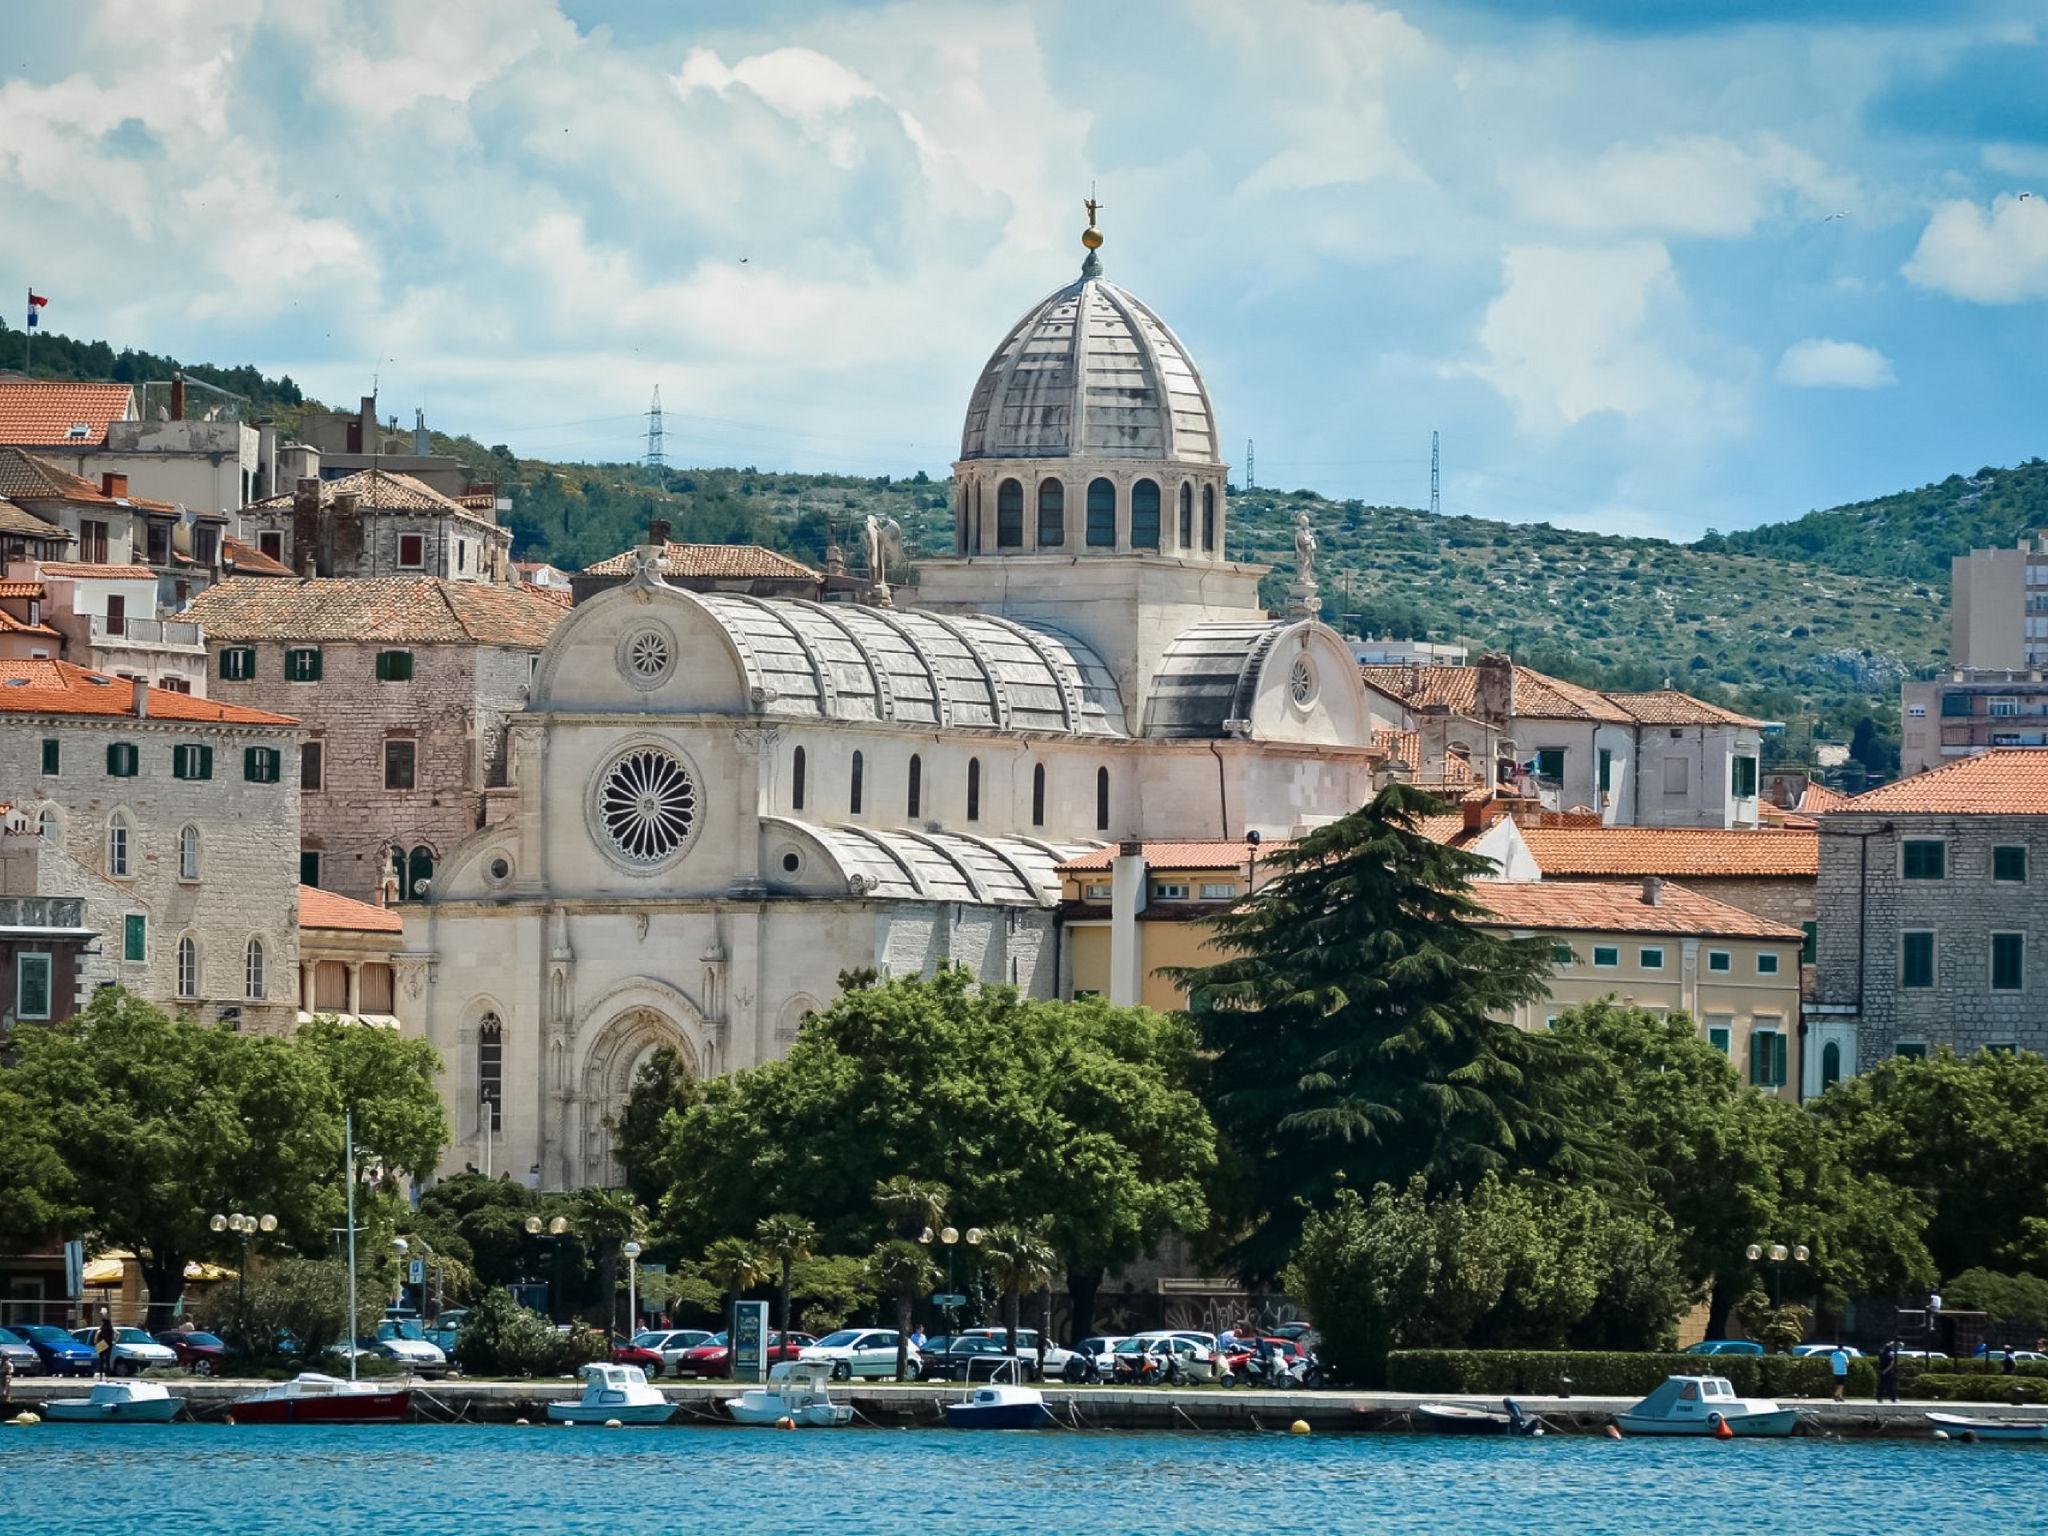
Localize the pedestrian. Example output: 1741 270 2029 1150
1927 1289 1942 1316
1218 1323 1238 1354
2003 1347 2018 1376
1 1347 13 1407
94 1307 116 1378
1829 1345 1850 1401
909 1324 926 1350
1877 1340 1899 1404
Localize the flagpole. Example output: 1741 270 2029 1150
21 290 28 375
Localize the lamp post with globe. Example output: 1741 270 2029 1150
623 1241 643 1340
524 1214 573 1322
210 1211 277 1352
917 1224 984 1332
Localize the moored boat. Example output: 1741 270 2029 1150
1926 1411 2048 1442
1615 1375 1800 1437
228 1372 412 1425
726 1360 853 1427
944 1381 1055 1430
1414 1399 1542 1436
546 1363 675 1426
42 1380 183 1424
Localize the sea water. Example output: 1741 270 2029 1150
2 1422 2042 1534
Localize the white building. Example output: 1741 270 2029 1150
403 228 1383 1189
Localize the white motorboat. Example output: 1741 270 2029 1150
725 1360 853 1427
1615 1375 1802 1437
41 1379 183 1424
546 1363 675 1425
228 1372 412 1425
945 1381 1054 1430
1926 1411 2048 1442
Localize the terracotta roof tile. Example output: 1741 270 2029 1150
186 576 566 647
1517 826 1817 878
579 541 820 581
1794 781 1853 814
520 580 572 608
0 381 133 448
1371 727 1420 765
0 658 297 724
1604 689 1766 728
222 537 293 577
0 579 45 598
1843 750 2048 814
1055 839 1265 874
1359 661 1635 723
0 448 119 503
299 885 404 933
0 608 58 637
1473 878 1805 940
36 562 154 579
0 497 70 542
248 468 497 526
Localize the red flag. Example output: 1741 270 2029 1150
27 292 47 307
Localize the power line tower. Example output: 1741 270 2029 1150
1429 430 1440 517
644 386 666 475
1245 438 1255 491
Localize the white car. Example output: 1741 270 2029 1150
371 1319 450 1375
800 1328 917 1380
631 1328 714 1373
1126 1331 1229 1383
1791 1344 1864 1358
959 1327 1079 1380
70 1326 177 1375
1068 1335 1129 1382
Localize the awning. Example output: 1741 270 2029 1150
83 1253 237 1285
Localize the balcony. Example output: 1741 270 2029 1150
87 615 203 647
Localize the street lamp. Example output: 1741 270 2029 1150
1745 1241 1810 1309
211 1211 277 1349
523 1215 573 1322
918 1224 984 1329
623 1241 643 1339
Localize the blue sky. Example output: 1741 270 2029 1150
3 0 2045 540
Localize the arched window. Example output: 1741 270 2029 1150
1032 764 1046 827
1820 1040 1841 1090
179 824 200 881
177 936 199 999
996 479 1024 547
407 846 435 901
1131 479 1160 550
1095 766 1110 832
478 1014 504 1133
245 938 266 1001
1086 478 1116 547
1038 480 1065 546
1179 482 1194 549
972 482 983 554
907 753 922 818
850 750 864 815
967 758 982 822
791 745 806 811
956 487 969 554
1202 484 1216 552
38 806 58 843
107 813 130 878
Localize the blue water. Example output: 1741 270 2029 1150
2 1423 2043 1534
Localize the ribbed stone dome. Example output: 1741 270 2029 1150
959 274 1219 464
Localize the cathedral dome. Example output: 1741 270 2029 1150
959 267 1219 465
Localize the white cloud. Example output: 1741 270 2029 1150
1903 192 2048 303
1515 134 1855 238
1776 338 1896 389
1446 242 1744 440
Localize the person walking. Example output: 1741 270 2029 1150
1 1347 13 1407
1876 1340 1899 1404
1829 1345 1851 1401
93 1308 116 1379
2002 1346 2019 1376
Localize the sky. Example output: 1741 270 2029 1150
2 0 2046 541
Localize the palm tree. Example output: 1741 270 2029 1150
574 1187 647 1339
755 1213 818 1337
980 1224 1058 1366
866 1239 939 1382
871 1176 948 1240
701 1236 770 1371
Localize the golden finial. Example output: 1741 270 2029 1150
1081 185 1104 276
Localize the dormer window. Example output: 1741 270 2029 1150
66 423 90 440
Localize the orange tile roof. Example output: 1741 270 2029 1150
0 659 298 724
248 468 498 526
1055 839 1267 874
1604 689 1765 728
299 885 404 933
1795 780 1853 814
520 579 572 608
0 381 134 448
579 541 820 581
0 579 45 598
1517 826 1818 878
0 607 58 637
222 537 293 577
0 448 116 503
36 562 155 580
1372 727 1420 765
186 576 566 647
1473 878 1805 940
1844 750 2048 814
1359 661 1634 723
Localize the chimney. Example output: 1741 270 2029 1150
255 419 277 502
131 676 150 718
413 407 430 457
100 472 128 499
300 544 318 578
1642 875 1663 906
170 372 186 422
1475 652 1514 723
648 517 672 548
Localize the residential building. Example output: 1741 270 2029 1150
238 471 512 585
298 885 415 1029
1949 533 2048 671
292 396 474 497
0 494 76 566
1807 751 2048 1092
1360 654 1767 828
186 576 566 904
568 540 825 605
0 379 137 453
1058 841 1271 1012
0 805 97 1043
1351 635 1469 666
0 658 303 1030
1499 825 1818 934
1901 532 2048 776
0 578 62 661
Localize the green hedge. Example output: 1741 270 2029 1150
1915 1373 2048 1404
1386 1350 1877 1399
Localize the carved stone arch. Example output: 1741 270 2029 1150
570 978 712 1186
773 993 823 1055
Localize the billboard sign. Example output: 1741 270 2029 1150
733 1299 770 1384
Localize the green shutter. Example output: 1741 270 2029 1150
124 913 146 963
1772 1031 1788 1088
107 742 134 777
1748 1031 1766 1086
198 745 213 779
244 746 279 783
41 738 58 775
1801 921 1818 963
1598 749 1612 793
300 849 322 887
1537 749 1565 781
376 650 413 681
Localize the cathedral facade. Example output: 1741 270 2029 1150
405 232 1382 1189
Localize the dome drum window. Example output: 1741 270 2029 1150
594 745 700 868
619 625 676 688
1086 479 1116 547
1037 480 1065 546
996 480 1024 548
1131 479 1161 550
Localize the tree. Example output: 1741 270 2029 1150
0 1078 79 1247
1173 786 1597 1279
756 1213 818 1336
865 1240 937 1381
610 1046 701 1214
575 1187 647 1337
786 1254 876 1334
978 1225 1058 1364
701 1236 769 1362
294 1016 448 1187
871 1177 948 1242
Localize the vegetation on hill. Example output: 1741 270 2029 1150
1 318 305 413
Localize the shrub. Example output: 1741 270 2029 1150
1915 1372 2047 1404
1385 1349 1876 1400
454 1288 579 1378
1945 1269 2048 1329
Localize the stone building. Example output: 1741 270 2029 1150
185 576 566 903
401 227 1388 1189
238 470 513 586
1 658 303 1030
1807 750 2048 1092
569 540 824 606
298 885 412 1028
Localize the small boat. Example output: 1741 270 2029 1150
547 1363 675 1426
1616 1375 1800 1437
726 1360 853 1427
945 1381 1055 1430
1927 1412 2048 1442
42 1379 183 1424
228 1372 412 1425
1414 1399 1542 1436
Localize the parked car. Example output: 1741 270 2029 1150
1684 1340 1765 1356
800 1328 916 1380
915 1335 1018 1381
621 1328 713 1375
1113 1333 1229 1384
69 1326 177 1375
612 1338 668 1376
1270 1321 1318 1346
1791 1344 1864 1358
959 1327 1078 1381
372 1319 450 1375
425 1309 470 1354
0 1327 43 1375
18 1325 96 1376
1067 1335 1129 1383
673 1330 815 1378
155 1330 229 1374
1895 1350 1949 1361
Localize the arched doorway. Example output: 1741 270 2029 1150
576 1006 702 1186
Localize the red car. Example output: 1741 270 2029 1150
611 1341 667 1376
672 1331 816 1378
155 1329 229 1374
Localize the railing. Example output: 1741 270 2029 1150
87 616 202 646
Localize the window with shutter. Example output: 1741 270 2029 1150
377 650 414 681
106 742 137 777
285 647 323 682
124 914 146 963
41 738 58 775
220 647 256 681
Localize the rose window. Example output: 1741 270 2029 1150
625 628 671 682
597 748 698 864
1289 656 1316 706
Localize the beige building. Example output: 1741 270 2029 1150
298 885 412 1028
1902 532 2048 776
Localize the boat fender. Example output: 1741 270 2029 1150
1930 1429 1948 1440
1711 1414 1733 1441
1604 1423 1622 1439
515 1418 530 1426
1960 1429 1978 1444
777 1416 796 1430
605 1419 624 1429
1289 1420 1311 1435
6 1411 38 1426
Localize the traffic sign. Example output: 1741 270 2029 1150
931 1292 966 1307
408 1258 425 1285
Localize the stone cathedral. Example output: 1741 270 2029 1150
406 221 1382 1188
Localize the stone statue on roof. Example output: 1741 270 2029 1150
864 513 903 607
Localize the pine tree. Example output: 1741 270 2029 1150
1171 784 1599 1280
